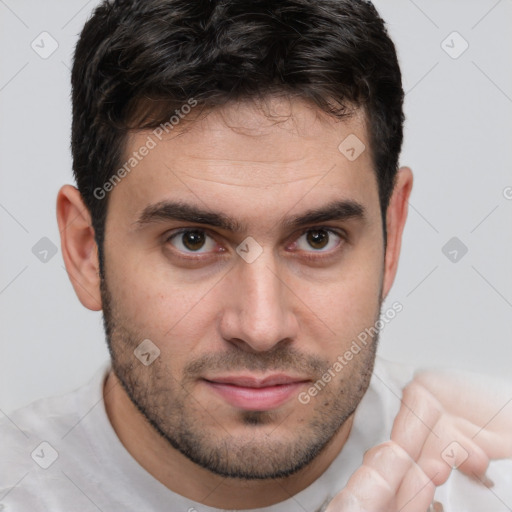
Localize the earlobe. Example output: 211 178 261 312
56 185 102 311
381 167 413 300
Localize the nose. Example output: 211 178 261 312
219 250 298 353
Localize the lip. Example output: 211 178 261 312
205 374 308 388
203 374 310 411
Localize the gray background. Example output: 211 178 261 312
1 0 511 414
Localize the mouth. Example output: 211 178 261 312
202 374 310 411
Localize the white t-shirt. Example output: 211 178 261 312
1 358 511 511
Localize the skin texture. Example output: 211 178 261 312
57 96 414 508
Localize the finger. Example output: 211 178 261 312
361 441 414 490
396 459 436 512
445 433 490 481
412 413 461 486
452 415 512 460
325 441 415 512
415 450 452 487
324 488 369 512
410 415 489 486
391 381 443 461
326 466 393 512
409 412 490 485
413 370 512 433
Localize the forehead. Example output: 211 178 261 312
107 97 379 225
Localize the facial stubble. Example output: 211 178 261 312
100 273 380 480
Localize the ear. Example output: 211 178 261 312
56 185 102 311
381 167 413 300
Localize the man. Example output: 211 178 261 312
1 0 511 511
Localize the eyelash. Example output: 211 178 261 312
164 227 347 261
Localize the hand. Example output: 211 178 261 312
325 440 437 512
325 383 446 512
405 369 512 480
325 368 511 511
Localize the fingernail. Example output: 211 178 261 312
481 475 495 488
432 501 444 512
470 472 495 488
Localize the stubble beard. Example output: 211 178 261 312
100 274 379 480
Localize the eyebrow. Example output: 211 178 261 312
134 198 366 233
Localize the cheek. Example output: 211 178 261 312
317 282 380 339
105 254 218 355
300 256 383 352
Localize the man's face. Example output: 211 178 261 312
101 97 385 479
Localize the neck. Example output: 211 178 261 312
103 370 354 509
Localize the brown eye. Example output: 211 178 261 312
295 228 342 252
306 229 329 249
168 229 216 253
182 230 205 251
